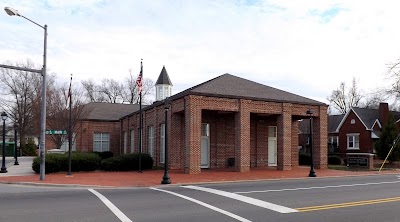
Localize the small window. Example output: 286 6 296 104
201 123 209 137
160 124 165 163
350 119 355 124
130 130 134 153
347 134 359 150
268 126 277 138
148 126 154 157
93 133 110 152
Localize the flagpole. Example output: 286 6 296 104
67 74 73 176
138 59 143 173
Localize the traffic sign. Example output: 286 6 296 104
45 130 67 135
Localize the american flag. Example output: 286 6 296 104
136 60 143 93
66 75 72 109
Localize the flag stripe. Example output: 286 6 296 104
136 60 143 93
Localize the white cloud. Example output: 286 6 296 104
1 0 400 104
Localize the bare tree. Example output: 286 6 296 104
121 69 154 104
0 59 42 148
99 78 124 103
81 79 106 103
46 80 88 149
327 77 363 114
82 70 155 104
385 59 400 104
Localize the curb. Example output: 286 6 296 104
1 171 399 189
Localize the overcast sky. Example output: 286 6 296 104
1 0 400 104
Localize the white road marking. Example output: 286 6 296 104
150 187 252 222
88 189 133 222
235 180 400 194
182 185 297 214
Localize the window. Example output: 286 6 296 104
329 136 339 147
93 133 110 152
158 87 163 100
351 119 355 124
123 131 127 154
130 130 134 153
268 126 277 138
60 134 76 152
201 123 209 137
347 134 359 150
148 126 154 157
164 86 169 98
160 124 165 163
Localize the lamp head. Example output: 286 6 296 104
14 121 18 129
4 7 20 16
306 108 313 116
1 112 7 121
164 97 171 110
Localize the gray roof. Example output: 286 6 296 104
155 66 172 85
328 114 345 133
352 107 379 128
173 74 325 105
81 102 142 121
352 107 400 128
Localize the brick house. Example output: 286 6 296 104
121 69 328 174
335 103 400 155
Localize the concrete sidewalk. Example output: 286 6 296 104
0 161 399 188
0 156 35 177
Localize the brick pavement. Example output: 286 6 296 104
0 166 399 188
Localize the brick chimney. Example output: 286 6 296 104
379 102 389 127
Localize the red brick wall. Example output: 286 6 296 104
339 110 374 153
74 120 121 154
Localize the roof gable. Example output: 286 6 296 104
337 107 379 131
174 74 325 105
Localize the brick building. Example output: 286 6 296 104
121 69 328 174
336 103 400 155
73 102 141 154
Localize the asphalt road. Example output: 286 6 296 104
0 174 400 222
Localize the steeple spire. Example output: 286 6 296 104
155 66 173 101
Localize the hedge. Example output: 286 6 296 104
299 153 311 165
101 153 153 171
32 152 154 174
328 156 342 165
32 152 101 174
93 151 114 160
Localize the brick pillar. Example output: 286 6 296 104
277 103 292 170
235 100 250 172
184 97 202 174
170 113 183 170
291 120 299 167
314 106 328 169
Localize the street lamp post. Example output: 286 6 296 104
1 112 8 173
307 108 316 177
14 122 19 165
4 7 47 180
161 98 171 184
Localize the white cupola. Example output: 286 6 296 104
155 66 173 101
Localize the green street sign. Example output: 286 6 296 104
45 130 67 135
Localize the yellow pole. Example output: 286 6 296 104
379 134 400 172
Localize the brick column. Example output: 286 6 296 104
314 106 328 169
291 120 299 167
235 100 250 172
277 103 292 170
184 97 202 174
